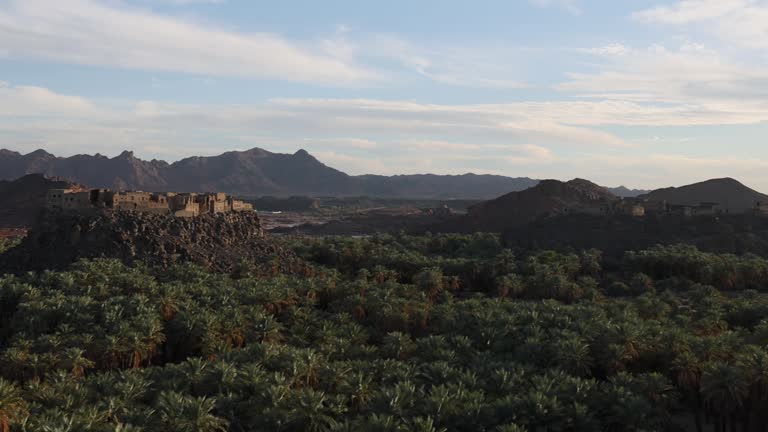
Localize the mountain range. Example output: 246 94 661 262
461 176 768 233
0 148 640 199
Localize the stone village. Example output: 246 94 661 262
46 188 253 217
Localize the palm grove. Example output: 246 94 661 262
2 234 768 431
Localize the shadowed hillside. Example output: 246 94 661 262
640 178 768 212
0 174 84 228
463 178 617 231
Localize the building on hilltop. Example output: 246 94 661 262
169 193 200 217
421 204 453 217
197 192 229 214
696 202 723 215
46 189 90 211
756 202 768 217
46 188 253 217
666 202 723 217
604 199 646 217
642 200 667 214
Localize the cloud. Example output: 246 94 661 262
4 83 768 188
269 98 627 146
529 0 582 15
301 138 378 150
366 35 530 89
633 0 768 49
0 0 533 90
557 43 768 121
633 0 750 24
139 0 225 4
0 0 378 85
0 82 96 116
580 43 630 57
311 151 390 175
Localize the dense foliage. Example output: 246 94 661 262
2 233 768 431
0 238 19 255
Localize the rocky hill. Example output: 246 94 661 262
0 148 537 199
0 211 292 273
0 174 84 228
462 178 618 232
640 178 768 212
609 186 651 198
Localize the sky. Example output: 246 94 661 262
1 0 768 190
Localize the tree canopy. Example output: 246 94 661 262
1 233 768 431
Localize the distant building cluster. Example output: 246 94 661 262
421 205 454 217
757 202 768 217
617 199 731 217
46 189 253 217
566 199 768 218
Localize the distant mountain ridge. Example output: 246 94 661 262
609 186 651 198
0 148 539 199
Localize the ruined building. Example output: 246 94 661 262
46 188 253 217
757 202 768 217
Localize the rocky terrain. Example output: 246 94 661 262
0 211 294 273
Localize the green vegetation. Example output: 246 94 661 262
2 233 768 430
0 238 19 254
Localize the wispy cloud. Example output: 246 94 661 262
133 0 226 4
0 82 96 116
633 0 768 49
529 0 582 15
558 43 768 115
633 0 750 24
580 43 630 57
4 82 768 188
0 0 378 85
364 35 530 89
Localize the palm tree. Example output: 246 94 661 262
493 249 517 277
382 332 416 360
411 416 447 432
555 336 593 377
672 351 704 432
285 388 344 432
701 362 750 432
59 348 95 377
156 391 229 432
0 378 27 432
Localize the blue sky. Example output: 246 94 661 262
1 0 767 189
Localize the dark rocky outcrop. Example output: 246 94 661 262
0 211 291 273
